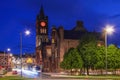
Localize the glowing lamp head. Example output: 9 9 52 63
7 48 11 52
25 30 30 35
105 25 114 34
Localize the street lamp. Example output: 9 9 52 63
104 25 114 75
7 48 11 52
20 30 30 77
4 48 11 71
4 48 11 56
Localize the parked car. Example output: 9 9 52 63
12 70 17 75
32 65 41 73
0 66 2 69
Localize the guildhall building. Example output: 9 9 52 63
36 6 103 72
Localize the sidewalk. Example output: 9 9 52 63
4 72 13 76
43 72 69 77
2 71 18 77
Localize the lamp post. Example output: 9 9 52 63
20 30 30 77
4 48 11 57
104 25 114 75
4 48 11 71
105 31 107 75
7 48 11 52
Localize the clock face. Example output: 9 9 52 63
40 21 46 27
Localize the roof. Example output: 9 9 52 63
72 20 87 32
64 30 101 40
64 20 89 40
64 30 86 39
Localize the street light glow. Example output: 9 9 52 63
7 48 11 52
10 53 13 56
25 30 30 35
20 29 31 77
105 25 114 34
104 25 115 75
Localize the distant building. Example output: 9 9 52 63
12 54 36 69
36 6 104 72
0 51 12 70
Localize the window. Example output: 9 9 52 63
40 29 42 33
45 29 46 33
52 39 54 43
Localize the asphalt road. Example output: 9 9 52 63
13 69 118 80
16 69 83 80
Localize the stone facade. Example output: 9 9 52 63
36 6 103 72
0 51 12 69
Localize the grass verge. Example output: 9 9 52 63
0 76 33 80
51 75 120 79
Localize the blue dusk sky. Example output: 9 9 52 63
0 0 120 54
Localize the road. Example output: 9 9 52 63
13 68 54 79
13 68 84 80
13 69 110 80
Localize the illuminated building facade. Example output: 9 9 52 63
36 6 103 72
0 51 12 70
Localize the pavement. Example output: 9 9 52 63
0 72 103 80
3 72 76 78
42 72 79 79
43 72 67 77
2 71 18 77
3 71 77 77
1 71 88 80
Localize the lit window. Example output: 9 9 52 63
52 39 54 43
42 29 44 33
40 29 42 33
45 29 46 33
26 58 33 63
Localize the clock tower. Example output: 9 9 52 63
36 6 49 66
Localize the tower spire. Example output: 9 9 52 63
40 5 45 18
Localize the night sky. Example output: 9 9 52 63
0 0 120 54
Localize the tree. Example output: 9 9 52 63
107 44 117 69
115 48 120 69
94 44 120 75
72 48 83 69
94 46 105 74
107 44 120 74
77 33 97 75
60 48 83 74
60 48 73 70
